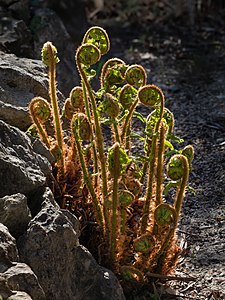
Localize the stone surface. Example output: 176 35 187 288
4 263 45 300
0 193 31 238
0 274 14 299
0 223 19 267
0 224 45 300
0 120 51 198
42 0 88 41
30 7 80 96
7 291 33 300
18 187 125 300
0 51 65 130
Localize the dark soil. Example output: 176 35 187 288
92 16 225 300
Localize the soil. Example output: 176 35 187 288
92 15 225 300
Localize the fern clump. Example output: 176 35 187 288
28 26 194 291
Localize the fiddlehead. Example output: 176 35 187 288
42 42 65 174
167 154 189 218
101 93 120 143
70 86 85 112
120 266 144 284
119 84 139 151
76 42 109 234
181 145 194 171
82 26 110 56
118 190 135 235
125 64 147 88
119 84 138 111
100 58 126 89
153 154 189 274
154 203 176 228
133 233 155 254
29 97 51 148
139 85 165 233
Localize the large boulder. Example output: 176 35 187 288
18 187 125 300
0 120 51 198
30 7 80 96
0 223 45 300
0 193 31 238
0 51 51 130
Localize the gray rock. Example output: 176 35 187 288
0 18 33 58
4 263 45 300
0 193 31 238
0 274 14 299
0 51 64 130
0 120 51 198
18 188 125 300
0 51 48 130
8 291 33 300
74 245 126 300
30 7 80 96
0 224 45 300
0 223 19 270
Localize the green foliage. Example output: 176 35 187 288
28 26 194 291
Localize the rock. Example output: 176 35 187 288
30 7 80 96
8 291 33 300
0 223 19 268
0 275 14 299
43 0 88 41
4 263 45 300
0 51 64 130
0 224 45 300
74 245 126 300
18 187 125 300
0 193 31 238
0 7 33 57
0 120 51 198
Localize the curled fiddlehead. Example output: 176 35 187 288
167 154 189 217
70 86 85 112
82 26 110 56
120 266 144 284
125 64 147 88
154 203 176 227
139 85 165 233
71 112 91 141
119 84 139 151
42 41 65 174
76 43 101 67
63 98 74 120
101 93 120 118
118 190 135 234
119 84 138 111
101 93 120 142
100 58 126 89
133 233 155 254
181 145 194 171
153 154 190 274
29 97 51 148
76 42 109 233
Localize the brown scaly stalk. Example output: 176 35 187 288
42 42 65 175
120 65 147 152
29 97 51 148
75 40 110 233
71 113 104 231
155 124 166 206
153 154 189 274
139 85 165 233
109 143 121 266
